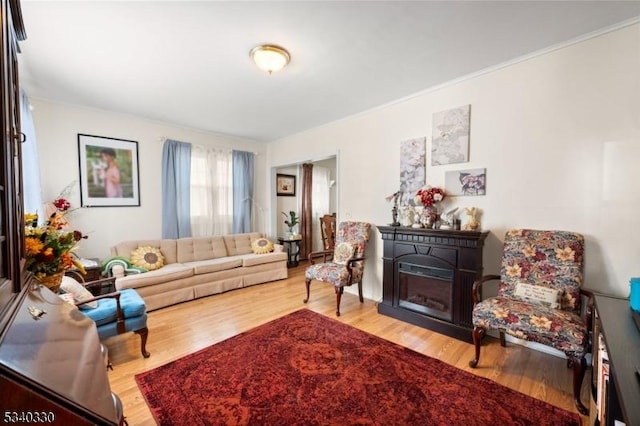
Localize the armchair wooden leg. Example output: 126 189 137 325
303 279 311 304
357 281 364 303
335 287 344 317
469 326 485 368
134 327 151 358
499 331 506 347
570 356 589 415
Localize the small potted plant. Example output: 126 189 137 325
281 210 299 238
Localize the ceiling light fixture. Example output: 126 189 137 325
250 44 290 75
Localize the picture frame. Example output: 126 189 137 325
276 174 296 196
445 168 486 196
78 134 140 207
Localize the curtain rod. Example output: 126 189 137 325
157 136 258 156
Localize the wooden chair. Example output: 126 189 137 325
304 221 371 316
469 229 593 415
62 275 151 359
319 213 336 250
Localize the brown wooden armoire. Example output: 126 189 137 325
0 1 122 424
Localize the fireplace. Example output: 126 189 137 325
377 226 488 343
398 262 453 322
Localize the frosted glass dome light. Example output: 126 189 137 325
250 45 290 74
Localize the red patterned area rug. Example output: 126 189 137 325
135 309 580 425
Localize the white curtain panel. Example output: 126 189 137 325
311 166 331 251
20 90 43 216
190 145 233 237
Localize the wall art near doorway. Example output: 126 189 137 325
276 173 296 196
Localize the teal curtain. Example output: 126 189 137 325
162 139 192 238
232 150 254 233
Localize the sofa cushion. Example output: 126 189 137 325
82 289 146 327
514 282 561 309
242 251 288 267
130 246 165 271
472 296 587 357
224 233 262 256
111 239 178 264
334 242 356 265
251 238 274 254
177 237 227 263
183 257 243 275
60 276 97 309
115 263 194 289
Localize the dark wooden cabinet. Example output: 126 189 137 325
0 285 120 425
0 0 27 324
592 294 640 426
0 2 120 424
377 226 488 343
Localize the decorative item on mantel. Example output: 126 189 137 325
385 190 401 226
462 207 481 231
439 208 459 230
414 185 446 229
24 187 87 293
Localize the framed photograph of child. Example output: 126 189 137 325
78 134 140 207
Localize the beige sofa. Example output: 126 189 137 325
109 233 288 311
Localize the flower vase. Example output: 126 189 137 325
36 271 65 293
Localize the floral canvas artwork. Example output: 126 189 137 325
399 137 426 205
431 105 471 165
445 168 486 196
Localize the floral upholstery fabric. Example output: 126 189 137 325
305 221 371 288
473 229 587 357
472 297 588 357
499 229 583 313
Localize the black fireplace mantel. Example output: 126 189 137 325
377 225 489 343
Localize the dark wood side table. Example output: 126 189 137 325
278 237 302 268
593 294 640 426
65 258 102 282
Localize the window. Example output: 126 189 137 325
190 146 232 236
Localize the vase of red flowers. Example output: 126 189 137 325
414 185 446 229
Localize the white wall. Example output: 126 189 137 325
266 24 640 301
30 99 267 259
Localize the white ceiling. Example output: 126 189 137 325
18 1 640 142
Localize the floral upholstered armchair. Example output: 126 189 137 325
469 229 593 415
304 221 371 316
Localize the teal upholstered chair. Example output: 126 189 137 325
304 221 371 316
63 276 150 359
469 229 593 415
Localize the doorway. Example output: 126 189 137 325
273 155 337 252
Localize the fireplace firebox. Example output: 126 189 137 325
377 226 488 343
398 262 454 322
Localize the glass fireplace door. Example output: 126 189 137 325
397 262 454 322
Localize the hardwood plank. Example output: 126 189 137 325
105 263 589 425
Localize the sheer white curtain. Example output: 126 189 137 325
190 145 233 237
311 166 331 251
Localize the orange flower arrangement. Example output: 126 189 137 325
24 195 87 280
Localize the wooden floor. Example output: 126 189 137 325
106 263 590 425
